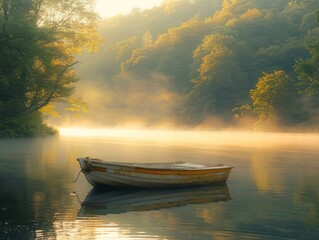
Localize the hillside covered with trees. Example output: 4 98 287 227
74 0 319 130
1 0 319 136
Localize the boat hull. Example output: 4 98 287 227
77 158 232 188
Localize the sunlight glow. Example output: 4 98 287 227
58 127 319 149
94 0 164 18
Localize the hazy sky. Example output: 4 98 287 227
94 0 164 18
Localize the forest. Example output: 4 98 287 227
1 0 319 136
76 0 319 131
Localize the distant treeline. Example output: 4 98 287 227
77 0 319 130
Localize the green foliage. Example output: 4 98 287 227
295 38 319 96
250 70 296 125
0 112 58 138
74 0 319 129
0 0 100 137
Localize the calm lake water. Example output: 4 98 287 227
0 130 319 239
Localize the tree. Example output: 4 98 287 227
250 70 297 127
181 33 250 123
295 11 319 96
0 0 100 137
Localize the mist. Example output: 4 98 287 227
59 128 319 152
50 72 184 128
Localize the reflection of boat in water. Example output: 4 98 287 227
78 184 231 216
77 157 233 188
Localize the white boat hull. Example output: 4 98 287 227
77 157 232 188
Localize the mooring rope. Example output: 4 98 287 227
72 170 83 183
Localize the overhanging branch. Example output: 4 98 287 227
26 61 78 113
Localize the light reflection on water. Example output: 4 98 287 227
0 130 319 239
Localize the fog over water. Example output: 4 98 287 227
59 127 319 150
1 130 319 239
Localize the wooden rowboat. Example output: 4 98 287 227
77 157 233 188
